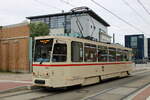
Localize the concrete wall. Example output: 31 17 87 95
0 23 31 72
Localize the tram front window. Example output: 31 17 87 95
34 39 53 62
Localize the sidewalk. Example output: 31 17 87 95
0 72 32 92
131 84 150 100
131 65 150 100
133 64 150 72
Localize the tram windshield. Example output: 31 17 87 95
34 39 53 63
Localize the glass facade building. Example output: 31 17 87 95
148 38 150 60
30 15 71 33
27 10 110 34
27 9 111 43
125 34 148 62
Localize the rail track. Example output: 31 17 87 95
0 69 150 100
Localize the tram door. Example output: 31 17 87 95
51 40 67 85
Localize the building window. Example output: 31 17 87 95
71 41 83 62
50 16 58 28
131 37 137 48
30 15 71 32
58 16 65 28
50 16 65 29
31 18 44 22
44 17 50 28
84 44 97 62
65 15 71 33
98 46 108 62
31 19 37 22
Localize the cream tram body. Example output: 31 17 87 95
32 36 134 88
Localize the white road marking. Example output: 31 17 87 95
0 80 32 84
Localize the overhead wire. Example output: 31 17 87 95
59 0 150 37
90 0 143 33
33 0 150 37
137 0 150 16
90 0 150 37
121 0 150 26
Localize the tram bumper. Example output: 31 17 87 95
33 78 52 87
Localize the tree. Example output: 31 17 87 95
29 22 49 38
29 22 50 60
0 26 3 34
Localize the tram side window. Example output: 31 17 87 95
84 44 97 62
108 47 116 62
52 43 67 62
124 51 129 61
116 49 124 61
129 51 132 61
71 41 83 62
124 50 132 61
98 46 108 62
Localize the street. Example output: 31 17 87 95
0 69 150 100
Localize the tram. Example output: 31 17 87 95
32 36 134 88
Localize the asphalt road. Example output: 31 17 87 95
1 69 150 100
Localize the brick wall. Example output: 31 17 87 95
0 23 31 72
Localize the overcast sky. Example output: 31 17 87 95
0 0 150 45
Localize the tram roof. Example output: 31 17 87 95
35 36 132 51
